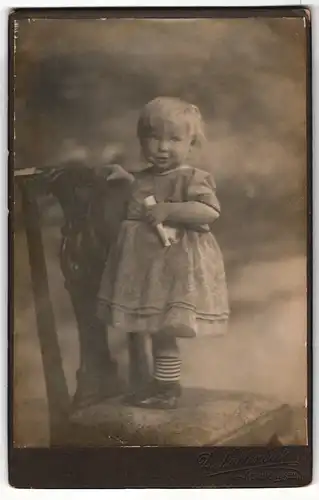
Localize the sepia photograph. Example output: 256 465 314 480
10 8 310 475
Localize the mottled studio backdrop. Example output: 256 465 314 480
13 18 307 446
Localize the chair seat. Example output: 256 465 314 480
68 388 297 446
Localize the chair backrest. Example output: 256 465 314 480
49 163 130 296
18 177 70 446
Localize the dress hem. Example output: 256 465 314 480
96 299 229 338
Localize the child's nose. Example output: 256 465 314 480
158 140 169 152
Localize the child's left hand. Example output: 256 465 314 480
144 202 170 226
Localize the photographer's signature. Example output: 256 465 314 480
197 449 302 483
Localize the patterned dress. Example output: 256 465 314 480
97 165 229 338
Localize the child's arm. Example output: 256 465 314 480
145 201 219 228
166 201 219 225
145 169 221 228
94 164 135 183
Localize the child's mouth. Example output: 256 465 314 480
156 157 169 163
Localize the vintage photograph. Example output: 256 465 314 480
12 12 309 450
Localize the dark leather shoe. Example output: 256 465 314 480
130 380 182 410
123 380 158 406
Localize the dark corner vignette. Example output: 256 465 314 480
8 6 312 489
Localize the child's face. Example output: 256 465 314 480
141 119 193 170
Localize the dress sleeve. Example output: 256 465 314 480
186 168 221 213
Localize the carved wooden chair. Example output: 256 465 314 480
15 162 150 444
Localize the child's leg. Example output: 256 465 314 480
127 331 151 392
131 330 182 409
152 334 181 387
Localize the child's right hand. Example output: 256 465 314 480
94 164 134 183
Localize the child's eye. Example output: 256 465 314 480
171 136 182 142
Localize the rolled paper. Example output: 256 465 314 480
143 195 171 247
14 167 38 177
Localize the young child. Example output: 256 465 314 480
97 97 229 409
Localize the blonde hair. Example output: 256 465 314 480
137 96 206 148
